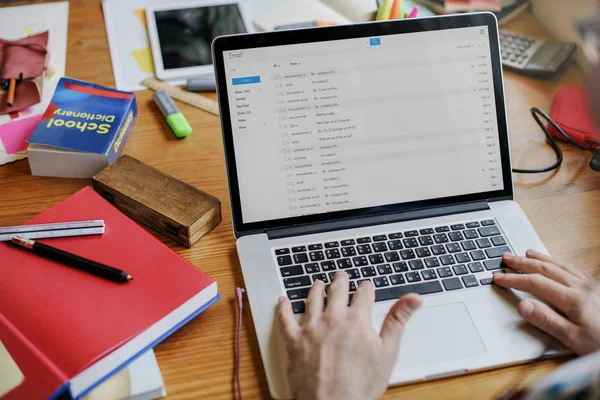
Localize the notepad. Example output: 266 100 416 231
0 340 24 397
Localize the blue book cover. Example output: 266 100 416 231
28 78 137 163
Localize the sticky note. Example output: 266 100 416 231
0 340 24 396
134 8 148 30
0 114 41 154
131 47 155 74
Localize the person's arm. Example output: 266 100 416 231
277 272 422 400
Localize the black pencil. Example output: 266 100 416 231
11 236 132 283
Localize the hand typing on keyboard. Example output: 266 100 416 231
277 273 422 400
494 250 600 356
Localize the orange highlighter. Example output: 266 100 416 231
274 20 338 30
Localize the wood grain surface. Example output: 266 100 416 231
1 2 598 399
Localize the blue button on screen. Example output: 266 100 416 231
370 38 381 46
232 76 261 85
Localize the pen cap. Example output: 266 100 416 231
167 113 192 139
153 90 179 117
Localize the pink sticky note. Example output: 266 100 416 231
0 114 42 154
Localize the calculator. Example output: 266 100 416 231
499 29 577 77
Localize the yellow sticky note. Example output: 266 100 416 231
135 8 148 30
131 47 155 74
0 340 24 396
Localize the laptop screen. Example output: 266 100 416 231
220 22 507 226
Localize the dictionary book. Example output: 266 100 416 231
27 77 137 178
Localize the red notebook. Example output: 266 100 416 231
0 187 219 399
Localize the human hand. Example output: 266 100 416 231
493 249 600 356
277 272 422 400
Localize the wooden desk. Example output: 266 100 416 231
1 2 597 398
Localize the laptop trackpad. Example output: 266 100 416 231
376 302 487 368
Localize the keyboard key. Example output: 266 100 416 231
291 301 306 314
446 243 461 253
437 267 453 277
341 246 357 257
321 261 337 271
312 273 328 283
435 226 450 232
294 253 309 263
440 255 455 265
275 248 290 255
292 246 307 253
373 276 390 288
388 232 403 239
393 262 409 272
349 281 357 292
369 254 384 264
277 255 293 266
373 235 387 242
337 258 353 269
400 249 416 260
287 288 310 300
442 277 463 291
384 251 400 262
468 262 484 273
308 244 323 250
375 281 443 301
373 242 388 252
325 249 341 259
341 239 356 246
419 228 434 235
409 259 425 270
404 230 419 237
377 264 393 275
305 263 320 273
284 276 311 288
406 272 422 282
431 245 447 255
433 233 449 244
479 226 501 237
448 232 464 242
310 251 325 261
424 257 440 268
419 235 434 246
491 236 507 246
357 237 371 243
347 269 361 279
486 246 511 258
453 265 468 275
476 238 491 248
357 244 372 254
361 266 377 277
421 270 437 280
480 277 493 285
403 238 419 248
353 256 369 267
388 240 403 250
415 247 431 258
281 265 304 277
324 241 339 248
461 240 476 251
481 219 496 226
390 274 406 285
462 275 479 288
357 279 372 286
470 250 486 261
464 229 478 239
484 259 504 270
455 253 471 263
451 224 465 230
466 221 480 228
493 269 507 274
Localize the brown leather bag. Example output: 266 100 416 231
0 31 48 114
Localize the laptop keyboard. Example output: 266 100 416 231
273 219 511 314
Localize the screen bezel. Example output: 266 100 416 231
212 13 513 236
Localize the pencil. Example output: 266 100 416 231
6 78 16 107
12 236 132 283
390 0 402 19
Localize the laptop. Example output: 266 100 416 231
212 13 559 399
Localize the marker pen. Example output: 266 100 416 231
152 90 192 139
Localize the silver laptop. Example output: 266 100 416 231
213 13 559 399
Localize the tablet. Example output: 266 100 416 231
146 0 251 81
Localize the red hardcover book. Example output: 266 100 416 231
0 187 219 399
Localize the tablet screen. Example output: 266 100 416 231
154 4 247 70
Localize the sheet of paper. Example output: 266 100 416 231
252 0 351 31
0 340 25 397
322 0 377 22
0 115 41 154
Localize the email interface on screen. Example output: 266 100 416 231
223 26 503 224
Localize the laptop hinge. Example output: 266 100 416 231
267 201 490 240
